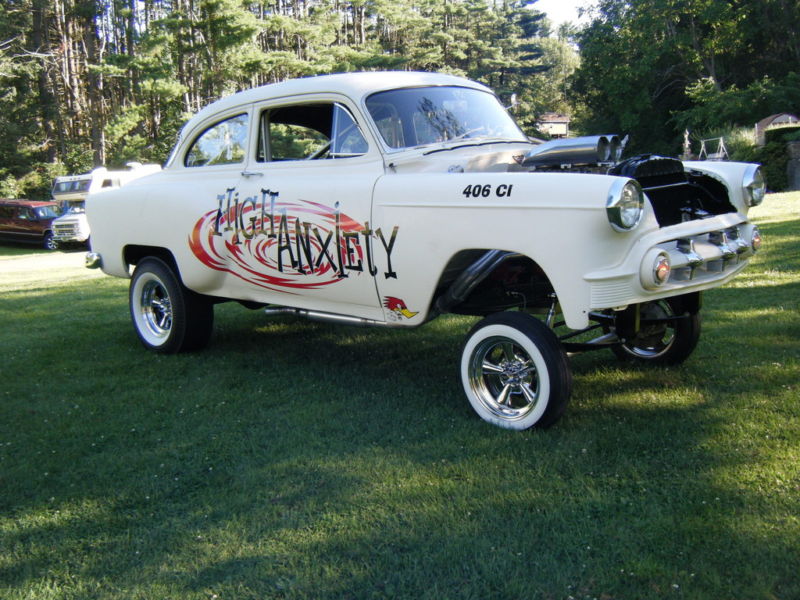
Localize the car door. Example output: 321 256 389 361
201 95 388 320
12 206 39 242
157 108 253 289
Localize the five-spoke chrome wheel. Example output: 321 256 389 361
461 312 571 430
467 337 541 422
137 276 173 343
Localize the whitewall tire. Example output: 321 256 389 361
129 257 213 353
461 312 572 430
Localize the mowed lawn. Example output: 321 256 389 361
1 194 798 600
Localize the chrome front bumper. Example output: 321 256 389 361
586 219 761 310
657 223 760 285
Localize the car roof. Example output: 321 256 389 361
182 71 491 134
0 199 59 207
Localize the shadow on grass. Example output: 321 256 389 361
2 291 798 598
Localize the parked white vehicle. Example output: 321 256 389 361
85 72 765 429
51 163 160 246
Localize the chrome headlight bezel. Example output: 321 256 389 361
606 179 644 232
743 164 766 207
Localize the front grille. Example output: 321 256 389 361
662 224 755 284
54 223 79 236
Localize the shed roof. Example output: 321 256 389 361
756 113 799 132
537 112 571 123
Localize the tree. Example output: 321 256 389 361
572 0 800 153
0 0 583 196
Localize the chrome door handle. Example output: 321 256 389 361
241 170 263 177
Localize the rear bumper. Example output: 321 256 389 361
85 252 103 269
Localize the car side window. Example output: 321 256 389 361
185 113 249 168
36 206 59 218
256 103 367 162
270 122 329 160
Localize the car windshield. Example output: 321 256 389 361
52 179 91 194
35 205 60 218
365 86 526 150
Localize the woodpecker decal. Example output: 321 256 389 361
383 296 418 320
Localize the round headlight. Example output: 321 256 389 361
607 179 644 232
743 165 766 207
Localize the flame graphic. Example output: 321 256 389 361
188 198 364 293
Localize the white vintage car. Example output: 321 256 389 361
86 71 766 430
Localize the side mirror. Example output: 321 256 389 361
506 93 519 111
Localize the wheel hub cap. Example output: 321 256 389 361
500 360 531 386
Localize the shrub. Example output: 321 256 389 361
759 142 788 191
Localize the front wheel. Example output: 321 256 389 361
129 257 214 353
461 312 572 430
611 298 700 365
43 232 58 251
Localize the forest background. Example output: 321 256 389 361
1 0 799 199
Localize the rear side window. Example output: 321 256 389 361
185 114 249 167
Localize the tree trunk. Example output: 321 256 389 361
31 0 58 162
81 0 106 165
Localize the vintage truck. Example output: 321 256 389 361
85 71 765 430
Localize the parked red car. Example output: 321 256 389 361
0 199 62 250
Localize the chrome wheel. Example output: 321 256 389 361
468 337 541 421
139 277 173 342
620 300 675 359
461 312 571 430
611 297 701 365
131 271 173 347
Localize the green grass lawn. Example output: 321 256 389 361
1 194 798 600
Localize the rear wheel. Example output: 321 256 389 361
129 257 213 353
612 299 700 365
461 312 572 430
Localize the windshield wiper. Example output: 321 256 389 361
422 139 532 156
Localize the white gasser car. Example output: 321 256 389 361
86 71 766 430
